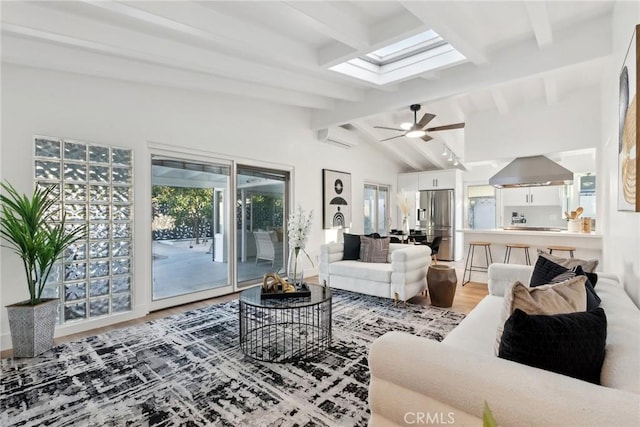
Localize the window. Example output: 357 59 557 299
329 30 466 85
362 31 448 66
34 136 133 323
467 185 496 230
364 183 390 235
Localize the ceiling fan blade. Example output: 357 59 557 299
425 123 465 132
418 113 436 128
380 135 405 142
374 126 405 132
420 134 433 142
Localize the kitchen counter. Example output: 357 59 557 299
460 228 601 238
458 228 602 266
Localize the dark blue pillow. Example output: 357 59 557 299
343 233 361 260
499 308 607 384
530 255 566 286
531 256 600 309
585 271 599 287
570 266 601 309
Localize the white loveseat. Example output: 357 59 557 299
368 263 640 426
319 242 431 304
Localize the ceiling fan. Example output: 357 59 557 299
374 104 465 142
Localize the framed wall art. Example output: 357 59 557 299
322 169 351 229
618 24 639 212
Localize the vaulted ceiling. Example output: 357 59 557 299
1 1 614 171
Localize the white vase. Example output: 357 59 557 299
402 216 410 236
287 247 304 285
567 219 581 233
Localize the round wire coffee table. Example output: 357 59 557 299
239 284 332 363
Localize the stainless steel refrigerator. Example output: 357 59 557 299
418 189 455 261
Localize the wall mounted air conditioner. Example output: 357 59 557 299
317 127 359 149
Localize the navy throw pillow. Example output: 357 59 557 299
343 233 361 260
530 255 567 286
570 266 601 309
585 271 599 287
499 308 607 384
531 256 600 309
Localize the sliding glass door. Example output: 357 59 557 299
151 155 233 309
364 183 390 235
236 166 289 287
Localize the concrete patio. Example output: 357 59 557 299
152 239 284 300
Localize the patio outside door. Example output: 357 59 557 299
150 154 233 310
236 166 289 287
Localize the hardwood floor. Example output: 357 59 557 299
1 276 487 359
409 281 488 314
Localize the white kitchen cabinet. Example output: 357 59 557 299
398 173 419 194
530 186 563 205
501 188 529 206
418 170 456 190
502 186 562 206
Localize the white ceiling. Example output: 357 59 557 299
1 1 614 171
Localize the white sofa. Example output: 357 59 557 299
368 263 640 426
319 242 431 304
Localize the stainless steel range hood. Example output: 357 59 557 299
489 155 573 188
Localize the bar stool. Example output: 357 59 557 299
547 245 576 257
463 241 493 285
504 243 531 265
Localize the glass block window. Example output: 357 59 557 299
34 136 133 324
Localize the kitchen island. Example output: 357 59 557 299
460 228 602 267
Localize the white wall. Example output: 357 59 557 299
0 64 403 350
465 88 601 162
600 2 640 308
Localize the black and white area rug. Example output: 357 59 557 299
1 289 465 426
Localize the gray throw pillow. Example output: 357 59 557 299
537 250 599 273
359 236 390 263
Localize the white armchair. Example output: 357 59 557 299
253 230 279 267
319 242 430 304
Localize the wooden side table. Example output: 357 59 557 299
427 265 457 308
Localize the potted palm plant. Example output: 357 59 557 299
1 181 86 357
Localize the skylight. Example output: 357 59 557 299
329 30 466 85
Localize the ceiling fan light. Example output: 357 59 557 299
406 129 426 138
400 122 412 130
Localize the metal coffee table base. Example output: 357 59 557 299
239 290 332 363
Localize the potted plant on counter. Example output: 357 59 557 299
1 181 86 357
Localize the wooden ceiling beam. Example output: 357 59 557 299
525 2 553 48
400 1 489 65
490 88 510 115
2 2 362 103
311 13 611 128
2 35 336 110
283 1 369 50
